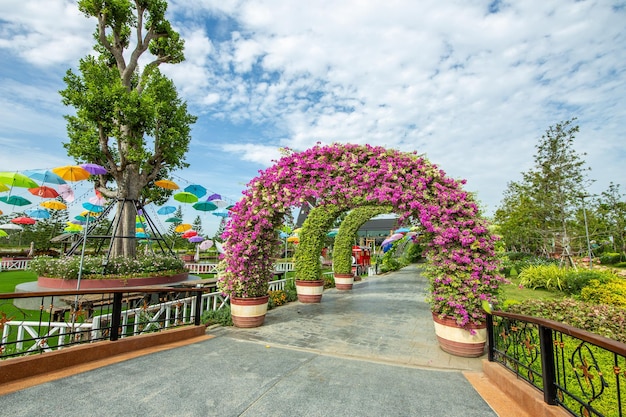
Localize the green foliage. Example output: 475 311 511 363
403 241 424 263
333 205 392 274
323 273 335 288
580 279 626 308
599 252 624 265
201 306 232 327
561 269 616 295
518 264 566 290
295 204 343 280
505 298 626 343
379 242 406 273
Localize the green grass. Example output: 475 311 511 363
0 270 38 294
499 275 564 304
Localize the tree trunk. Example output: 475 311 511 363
109 166 143 259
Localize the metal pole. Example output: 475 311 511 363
76 213 91 291
580 195 593 269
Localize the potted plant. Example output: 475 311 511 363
333 205 392 289
294 204 343 302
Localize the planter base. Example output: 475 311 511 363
333 273 354 290
432 313 487 358
295 279 324 303
230 296 269 328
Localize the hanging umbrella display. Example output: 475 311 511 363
214 241 224 254
157 205 176 215
25 208 50 219
286 236 299 243
0 230 7 237
136 232 150 238
173 192 198 204
82 202 104 213
165 216 182 223
192 201 218 212
23 169 67 185
327 229 339 237
74 215 87 222
174 223 192 233
188 235 204 243
0 223 23 231
394 227 411 233
206 193 222 201
212 210 229 218
155 179 179 190
0 183 9 192
208 198 229 208
181 230 198 238
80 163 108 175
0 195 31 206
199 239 214 250
64 223 83 233
11 216 36 225
57 184 75 202
28 186 59 198
52 165 91 182
89 195 106 206
0 172 39 188
184 184 207 198
41 200 67 210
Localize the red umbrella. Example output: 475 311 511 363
11 216 36 225
28 186 59 198
181 230 198 238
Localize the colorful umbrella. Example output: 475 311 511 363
157 205 176 215
11 216 36 225
173 192 198 204
192 201 218 211
155 179 179 190
184 184 207 198
28 186 59 198
57 184 75 202
82 202 104 213
80 163 108 175
0 230 7 237
327 229 339 237
0 172 39 188
52 165 91 182
199 239 214 250
188 235 204 243
165 217 182 223
136 232 150 238
286 236 299 243
394 227 411 233
175 223 192 233
212 210 229 218
41 200 67 210
0 223 23 231
206 193 222 201
209 198 229 208
25 208 50 219
0 195 31 206
89 195 106 206
214 241 224 254
0 183 9 192
23 169 67 185
181 230 198 238
0 209 3 215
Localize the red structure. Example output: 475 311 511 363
351 246 371 275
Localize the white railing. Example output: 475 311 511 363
268 278 287 291
0 259 31 271
274 261 294 273
184 263 218 274
1 321 93 353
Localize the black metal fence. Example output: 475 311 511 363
0 286 222 360
488 311 626 417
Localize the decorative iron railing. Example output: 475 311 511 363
488 311 626 417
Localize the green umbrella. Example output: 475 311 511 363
0 172 39 188
165 217 182 223
173 192 198 204
0 195 32 206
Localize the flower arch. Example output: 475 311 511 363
219 143 504 328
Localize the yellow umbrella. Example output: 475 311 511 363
0 183 9 192
52 165 91 182
155 179 179 190
41 200 67 210
286 236 299 243
175 223 192 233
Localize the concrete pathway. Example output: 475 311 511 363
0 265 499 417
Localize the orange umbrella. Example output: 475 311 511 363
174 223 192 233
41 200 67 210
28 186 59 198
155 179 179 190
52 165 91 182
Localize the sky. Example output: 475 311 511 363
0 0 625 236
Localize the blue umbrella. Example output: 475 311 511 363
25 208 50 219
212 210 229 218
394 227 411 233
184 184 207 198
82 202 104 213
23 170 67 185
157 205 176 215
136 232 150 238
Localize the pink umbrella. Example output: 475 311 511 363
199 239 214 250
58 184 75 202
89 195 106 206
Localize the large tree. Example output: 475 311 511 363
495 119 592 257
60 0 197 258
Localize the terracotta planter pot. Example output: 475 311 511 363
333 273 354 290
432 313 487 358
295 279 325 303
230 295 269 328
38 273 189 289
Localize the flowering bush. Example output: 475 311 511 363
30 255 186 280
219 143 505 329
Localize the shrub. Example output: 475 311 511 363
284 278 298 302
323 273 335 288
505 299 626 343
599 252 624 265
561 269 617 295
580 279 626 308
518 264 566 290
268 290 287 309
201 306 233 327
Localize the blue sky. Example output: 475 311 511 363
1 0 625 236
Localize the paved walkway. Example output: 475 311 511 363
1 265 500 417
